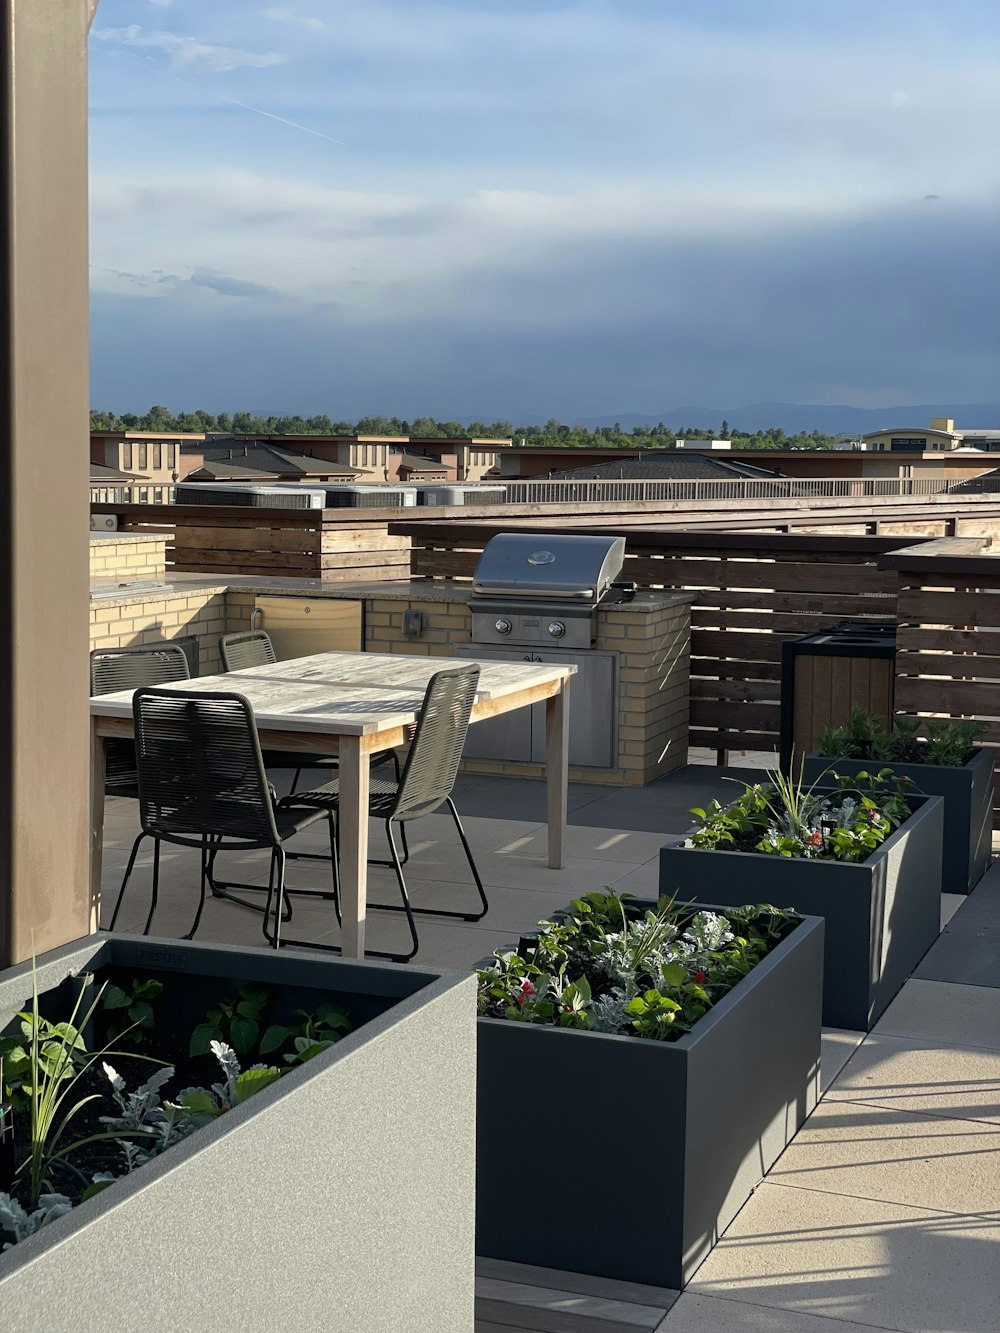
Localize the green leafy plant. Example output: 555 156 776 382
172 1042 281 1122
101 977 163 1048
190 982 271 1058
818 707 983 768
3 968 161 1212
688 766 912 864
477 892 796 1042
259 1004 352 1066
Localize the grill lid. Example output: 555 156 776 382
472 533 626 602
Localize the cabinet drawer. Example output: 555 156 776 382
253 596 363 659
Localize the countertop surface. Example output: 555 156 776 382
90 572 694 612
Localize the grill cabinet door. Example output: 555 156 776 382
454 645 617 768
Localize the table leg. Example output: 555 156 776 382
91 724 107 933
545 679 569 869
338 735 370 958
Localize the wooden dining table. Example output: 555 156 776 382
90 650 575 957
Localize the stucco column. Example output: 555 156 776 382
0 0 93 963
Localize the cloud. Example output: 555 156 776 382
92 25 289 74
262 7 325 32
188 268 280 300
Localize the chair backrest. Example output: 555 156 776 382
91 644 192 796
91 643 191 696
132 687 280 846
392 665 480 822
219 630 276 673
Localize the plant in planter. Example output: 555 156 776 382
0 970 313 1242
660 768 944 1030
0 936 476 1333
476 891 824 1289
817 707 983 768
807 708 993 895
687 766 912 864
478 893 797 1039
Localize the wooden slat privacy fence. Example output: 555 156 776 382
91 504 413 581
400 523 910 756
884 540 1000 823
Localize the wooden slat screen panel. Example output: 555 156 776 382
91 504 412 584
406 525 908 756
892 554 1000 825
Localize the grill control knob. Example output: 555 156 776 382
547 621 566 639
494 618 512 635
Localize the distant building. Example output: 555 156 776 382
226 434 510 483
184 442 361 483
545 452 783 482
91 430 194 486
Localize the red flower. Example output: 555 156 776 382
695 969 706 984
807 830 823 847
517 981 536 1007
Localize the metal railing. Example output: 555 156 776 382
90 483 177 504
496 475 1000 505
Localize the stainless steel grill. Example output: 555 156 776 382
469 533 627 649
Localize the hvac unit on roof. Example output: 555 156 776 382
174 483 327 509
90 514 118 531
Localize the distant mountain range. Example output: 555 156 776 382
579 402 1000 435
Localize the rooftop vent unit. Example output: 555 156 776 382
175 483 326 509
320 485 417 508
415 484 508 507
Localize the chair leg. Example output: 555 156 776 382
328 811 341 924
364 805 488 923
398 819 410 865
446 796 490 921
184 839 211 941
142 838 161 936
385 820 419 963
272 848 287 950
289 768 302 795
206 841 294 919
107 831 146 932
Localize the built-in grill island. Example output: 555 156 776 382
446 532 693 783
468 533 629 650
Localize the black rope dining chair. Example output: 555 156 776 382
279 664 488 961
91 644 191 799
106 687 336 946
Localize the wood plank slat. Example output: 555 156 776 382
623 557 895 594
691 630 787 661
894 677 1000 716
896 652 1000 680
898 591 1000 625
689 679 782 703
897 627 1000 654
689 699 780 729
688 729 779 751
687 590 896 616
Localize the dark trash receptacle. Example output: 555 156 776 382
781 619 897 770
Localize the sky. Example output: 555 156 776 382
89 0 1000 421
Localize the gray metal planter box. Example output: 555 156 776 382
659 794 944 1031
476 907 824 1291
0 934 476 1333
803 747 994 895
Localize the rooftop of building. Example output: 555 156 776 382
546 451 785 481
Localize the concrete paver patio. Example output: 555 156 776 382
96 765 999 1333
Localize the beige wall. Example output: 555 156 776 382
2 0 93 962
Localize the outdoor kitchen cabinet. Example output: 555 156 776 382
455 644 618 768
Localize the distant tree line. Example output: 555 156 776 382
89 407 845 451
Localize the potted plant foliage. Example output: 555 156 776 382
475 892 824 1290
802 708 992 895
659 767 943 1030
0 934 475 1333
